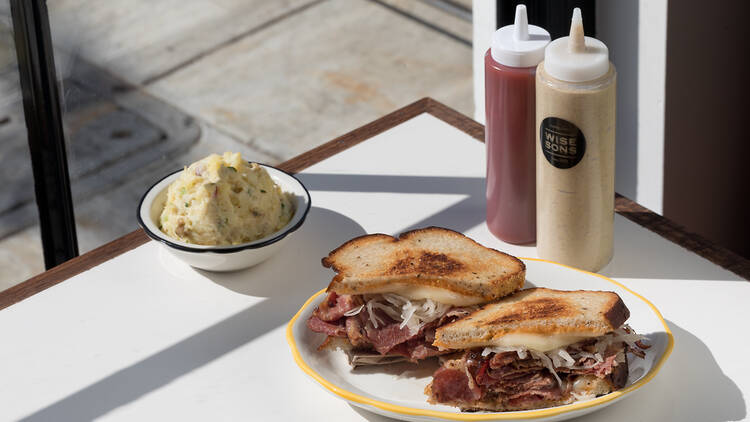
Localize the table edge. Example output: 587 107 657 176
1 97 746 311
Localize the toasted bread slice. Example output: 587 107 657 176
433 288 629 350
322 227 525 305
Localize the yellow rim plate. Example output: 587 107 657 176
286 257 674 421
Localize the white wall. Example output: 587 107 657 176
635 0 668 213
596 0 668 212
472 0 495 125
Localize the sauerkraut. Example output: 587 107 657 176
344 293 453 336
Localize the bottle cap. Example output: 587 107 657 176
491 5 550 68
543 8 609 82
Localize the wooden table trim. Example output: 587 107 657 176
2 97 746 311
0 230 150 310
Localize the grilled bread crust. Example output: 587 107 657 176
322 227 525 300
433 288 630 349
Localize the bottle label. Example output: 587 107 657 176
539 117 586 169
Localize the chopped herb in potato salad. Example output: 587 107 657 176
159 152 294 245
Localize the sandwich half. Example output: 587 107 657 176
306 227 525 365
426 288 649 411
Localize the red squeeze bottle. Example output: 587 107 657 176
485 5 550 244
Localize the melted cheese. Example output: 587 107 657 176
389 285 485 306
489 333 590 352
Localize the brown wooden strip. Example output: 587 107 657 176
3 97 746 311
425 97 484 141
0 230 150 311
615 193 749 280
278 98 430 173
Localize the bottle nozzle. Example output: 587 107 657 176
513 4 529 41
568 8 585 53
491 3 549 67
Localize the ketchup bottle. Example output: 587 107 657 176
485 5 550 244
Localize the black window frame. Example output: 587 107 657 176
10 0 78 269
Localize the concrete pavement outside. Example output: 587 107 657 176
0 0 473 290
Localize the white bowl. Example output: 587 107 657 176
137 163 311 271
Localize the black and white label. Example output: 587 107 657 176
540 117 586 169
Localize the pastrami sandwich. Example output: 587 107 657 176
426 288 650 411
306 227 526 365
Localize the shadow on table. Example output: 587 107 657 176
303 172 743 282
199 205 367 298
18 206 365 422
297 173 486 235
605 216 744 281
573 319 746 422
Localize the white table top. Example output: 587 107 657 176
2 113 747 421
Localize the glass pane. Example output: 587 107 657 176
0 4 45 290
2 0 473 287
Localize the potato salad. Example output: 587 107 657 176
159 152 294 245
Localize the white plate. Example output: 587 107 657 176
286 258 674 421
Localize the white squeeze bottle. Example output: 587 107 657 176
535 8 616 272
